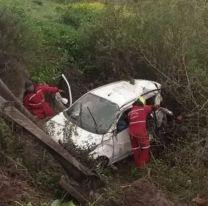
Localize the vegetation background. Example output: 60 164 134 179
0 0 208 205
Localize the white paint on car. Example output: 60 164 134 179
46 79 168 166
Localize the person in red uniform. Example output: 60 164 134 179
128 96 159 169
23 80 63 120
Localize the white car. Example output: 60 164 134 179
47 77 172 170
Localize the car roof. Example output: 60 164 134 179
90 79 161 108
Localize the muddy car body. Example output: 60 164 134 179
47 79 171 167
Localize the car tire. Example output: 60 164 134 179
93 156 109 175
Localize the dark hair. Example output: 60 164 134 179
24 80 33 89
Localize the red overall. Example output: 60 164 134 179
128 105 153 168
23 84 59 119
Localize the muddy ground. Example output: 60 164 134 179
122 180 175 206
97 179 176 206
0 166 50 206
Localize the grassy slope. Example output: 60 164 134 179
0 0 205 205
0 0 64 22
0 0 71 39
0 0 69 82
0 0 104 82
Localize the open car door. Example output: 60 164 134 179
55 74 72 108
112 108 132 162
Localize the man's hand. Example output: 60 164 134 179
58 89 65 93
155 105 160 109
152 105 160 111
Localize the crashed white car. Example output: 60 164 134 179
47 77 172 170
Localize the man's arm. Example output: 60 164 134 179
144 105 160 113
23 95 44 109
23 96 31 111
38 84 60 94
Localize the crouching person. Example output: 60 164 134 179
128 96 159 169
23 80 63 120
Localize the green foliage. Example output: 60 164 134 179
61 2 104 28
0 0 68 83
0 0 208 205
65 0 208 105
51 200 76 206
67 5 153 81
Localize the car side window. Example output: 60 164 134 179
117 110 130 133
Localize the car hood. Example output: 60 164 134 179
46 112 107 149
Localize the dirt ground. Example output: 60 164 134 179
0 167 37 206
0 120 61 206
0 164 54 206
122 179 175 206
97 179 176 206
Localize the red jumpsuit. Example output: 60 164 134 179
23 84 59 119
128 104 153 168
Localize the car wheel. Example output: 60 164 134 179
93 156 109 175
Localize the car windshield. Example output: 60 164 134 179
64 93 119 134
